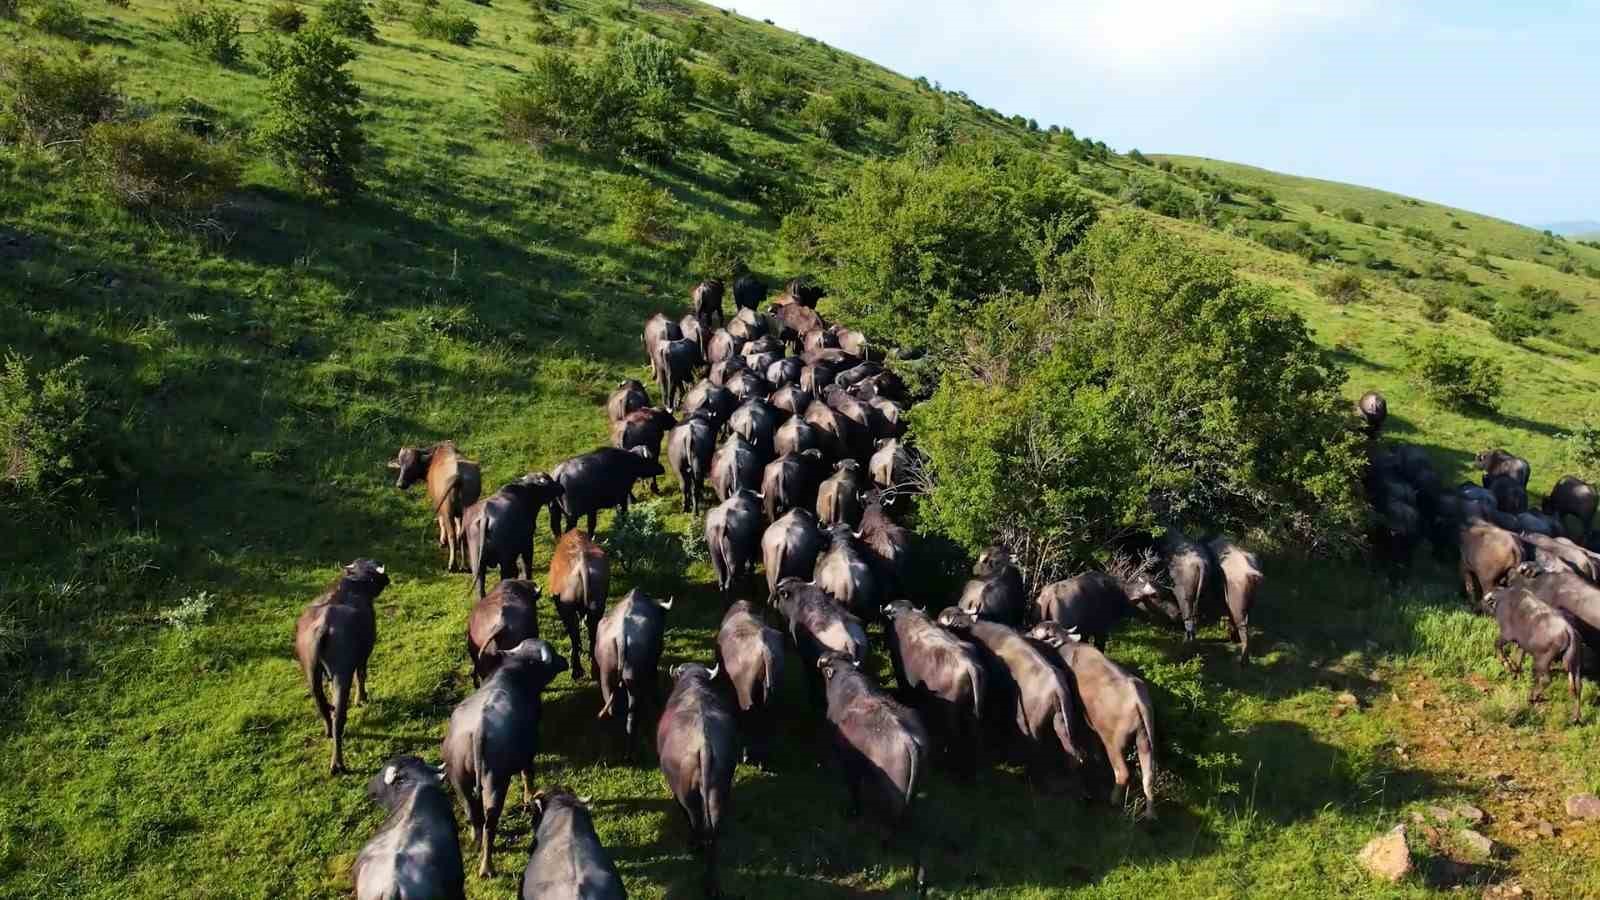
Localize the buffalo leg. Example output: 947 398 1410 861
1107 732 1132 809
479 772 508 877
330 672 352 774
1570 664 1583 724
586 510 598 535
520 541 535 581
308 670 332 738
523 766 535 807
1494 637 1513 674
355 662 370 705
585 609 602 681
560 605 585 680
549 502 564 541
450 767 483 851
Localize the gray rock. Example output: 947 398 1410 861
1457 828 1494 860
1357 825 1411 883
1567 793 1600 820
1455 804 1486 825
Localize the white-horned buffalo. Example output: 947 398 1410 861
547 447 666 537
355 755 466 900
463 473 564 599
391 442 482 572
519 788 626 900
656 663 738 899
883 600 984 776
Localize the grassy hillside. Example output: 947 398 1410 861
5 1 1600 898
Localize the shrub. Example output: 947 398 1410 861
1316 271 1367 305
319 0 376 39
802 94 858 146
1127 148 1150 165
913 218 1366 575
612 32 689 102
729 151 800 216
1420 295 1449 323
1 354 94 510
800 141 1096 348
30 0 89 37
86 118 240 214
1515 284 1573 319
496 51 632 154
607 500 689 575
0 48 120 143
609 176 676 243
173 4 245 66
264 1 307 31
1339 207 1364 224
410 7 474 43
690 218 752 283
527 19 567 45
732 80 768 128
1489 304 1537 344
1409 337 1504 411
257 28 365 194
693 67 736 107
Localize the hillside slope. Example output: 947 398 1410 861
4 1 1600 898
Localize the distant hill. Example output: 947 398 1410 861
1543 220 1600 238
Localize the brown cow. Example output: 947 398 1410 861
391 442 482 572
466 579 541 686
548 529 609 680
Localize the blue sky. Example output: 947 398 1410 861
728 1 1600 228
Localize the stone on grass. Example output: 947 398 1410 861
1358 825 1412 883
1566 793 1600 820
1457 828 1495 860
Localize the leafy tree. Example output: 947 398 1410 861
258 27 366 195
913 218 1365 578
318 0 375 40
1409 337 1504 411
791 140 1095 349
802 94 858 146
1127 148 1150 165
173 3 244 66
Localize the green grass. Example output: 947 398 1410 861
5 0 1600 897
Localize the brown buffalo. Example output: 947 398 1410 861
391 442 482 572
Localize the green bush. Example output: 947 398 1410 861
607 500 689 576
173 4 245 66
1515 284 1573 319
495 44 683 162
1 354 94 510
802 94 858 146
0 48 120 143
1420 295 1449 323
913 218 1365 571
257 28 365 195
1339 207 1364 224
1316 270 1367 305
1409 337 1504 412
30 0 89 37
690 218 752 284
320 0 376 40
263 1 308 31
731 80 769 128
608 175 676 243
86 118 241 213
693 67 736 107
797 140 1095 348
1127 148 1150 165
410 7 475 44
1489 304 1537 344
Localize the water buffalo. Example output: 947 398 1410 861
822 387 878 456
463 473 565 599
732 273 766 311
727 306 769 342
706 491 764 597
725 369 770 405
868 439 911 492
657 663 738 898
654 338 703 410
1507 562 1600 652
1033 567 1161 649
441 639 567 878
610 407 677 493
607 379 650 423
857 490 912 596
771 576 868 708
1522 532 1598 581
707 328 745 366
295 559 389 774
935 607 1085 781
764 441 832 515
1373 497 1422 567
682 379 737 430
1158 531 1212 643
957 545 1026 627
643 313 683 381
680 313 708 360
766 356 805 389
466 579 540 686
692 278 726 330
770 384 814 417
356 756 465 900
1027 622 1158 816
391 442 482 572
1460 521 1525 612
520 788 625 900
816 459 866 528
1208 537 1263 662
710 434 765 503
800 361 841 395
774 416 827 460
762 507 824 594
816 652 929 892
883 600 984 776
1476 448 1531 487
771 303 827 350
1519 511 1564 537
595 590 673 745
668 411 719 515
548 447 666 537
802 328 840 354
802 401 856 461
716 600 785 765
777 276 824 308
708 356 748 388
547 529 609 680
832 362 883 392
1488 586 1583 722
814 522 881 622
1545 475 1598 535
848 370 910 405
865 397 907 440
728 398 783 459
1488 474 1529 515
1357 390 1387 435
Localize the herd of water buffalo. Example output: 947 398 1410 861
1361 390 1600 722
289 273 1346 899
